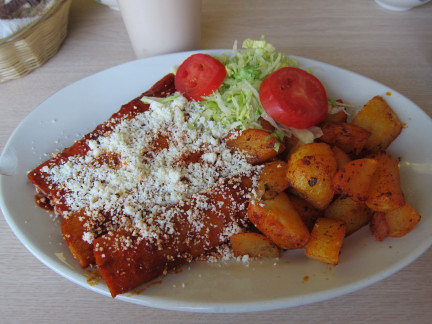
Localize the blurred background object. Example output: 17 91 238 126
0 0 72 83
374 0 430 11
117 0 201 58
95 0 119 10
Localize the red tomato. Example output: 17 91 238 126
259 67 328 129
175 53 227 101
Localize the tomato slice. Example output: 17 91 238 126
259 67 328 129
175 53 227 101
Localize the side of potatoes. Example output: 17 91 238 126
226 95 421 265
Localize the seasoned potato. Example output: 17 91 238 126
286 142 337 210
248 192 310 250
256 160 290 200
385 204 421 238
320 122 371 155
288 194 322 232
371 204 420 241
305 217 346 265
332 158 378 202
351 96 403 152
332 146 351 170
324 196 373 236
225 129 285 164
322 106 348 124
366 152 405 212
282 134 302 159
230 232 280 258
258 117 275 132
370 212 390 242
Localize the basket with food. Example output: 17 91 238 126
0 0 71 82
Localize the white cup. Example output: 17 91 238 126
118 0 202 58
374 0 430 11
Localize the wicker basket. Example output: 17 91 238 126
0 0 72 83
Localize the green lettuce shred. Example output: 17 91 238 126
141 94 181 104
190 37 298 131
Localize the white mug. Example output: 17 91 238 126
118 0 202 58
375 0 430 11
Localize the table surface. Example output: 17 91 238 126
1 0 431 322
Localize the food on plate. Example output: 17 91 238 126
259 67 328 129
225 128 285 164
351 95 403 152
371 204 421 241
369 212 390 242
365 151 405 212
248 191 311 250
93 176 255 297
305 217 346 265
320 122 371 155
174 53 227 101
324 197 373 237
332 158 379 203
288 194 322 232
230 232 280 259
382 204 421 238
331 146 351 170
286 142 338 210
28 38 420 296
28 73 266 297
255 160 290 200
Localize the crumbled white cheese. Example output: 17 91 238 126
44 94 261 245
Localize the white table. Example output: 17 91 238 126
1 1 431 322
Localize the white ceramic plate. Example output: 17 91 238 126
1 50 431 313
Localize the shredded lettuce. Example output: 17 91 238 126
193 37 298 132
169 37 327 144
141 94 181 104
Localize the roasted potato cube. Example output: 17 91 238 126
225 129 285 164
324 196 373 236
256 160 290 200
248 192 310 250
306 217 346 265
230 232 280 258
332 158 378 202
258 117 275 132
351 96 403 152
366 152 405 212
370 204 420 241
286 142 337 210
288 194 322 232
320 122 371 155
385 204 421 238
332 146 351 170
322 106 348 124
281 134 303 160
370 212 390 241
